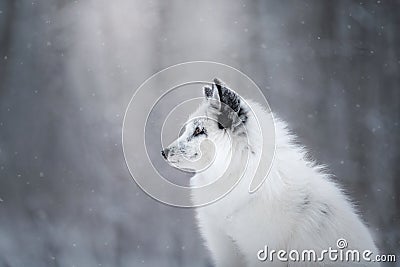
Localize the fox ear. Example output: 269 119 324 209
213 78 241 113
212 78 248 129
203 85 221 109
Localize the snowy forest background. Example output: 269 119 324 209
0 0 399 266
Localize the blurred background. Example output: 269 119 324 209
0 0 399 266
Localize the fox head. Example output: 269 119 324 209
161 78 249 173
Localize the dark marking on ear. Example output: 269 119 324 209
213 78 224 86
212 78 250 130
213 78 241 113
204 86 213 98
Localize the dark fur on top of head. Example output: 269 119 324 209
203 78 248 130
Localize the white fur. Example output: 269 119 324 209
164 87 379 267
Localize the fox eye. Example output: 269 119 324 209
193 127 205 137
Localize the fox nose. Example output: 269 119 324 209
161 148 169 159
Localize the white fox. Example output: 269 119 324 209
162 78 379 266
